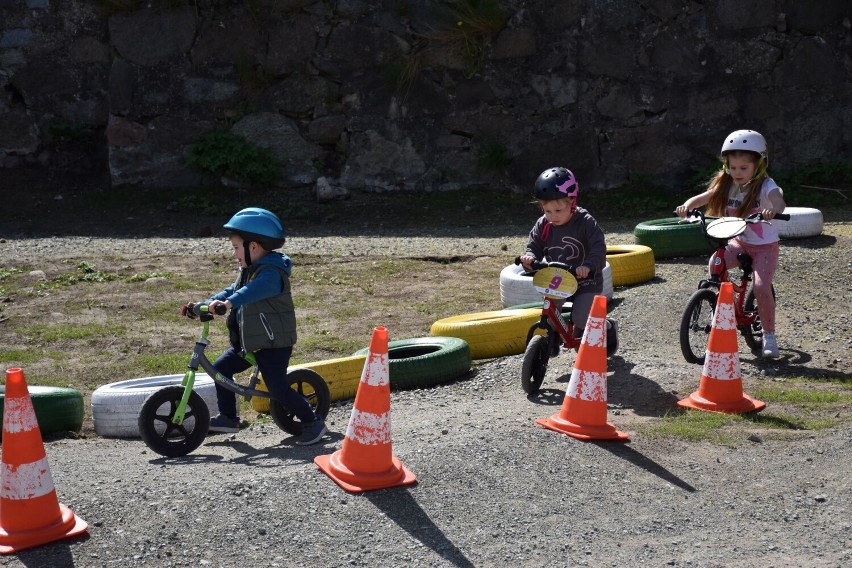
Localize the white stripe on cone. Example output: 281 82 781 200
583 316 606 347
702 351 741 381
345 408 392 446
713 301 736 330
361 353 389 387
3 397 40 434
567 368 607 401
1 457 56 500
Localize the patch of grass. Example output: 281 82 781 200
752 385 851 407
641 410 741 445
128 271 172 283
0 348 64 365
22 322 126 344
47 262 116 288
135 352 192 376
186 130 280 187
0 267 23 280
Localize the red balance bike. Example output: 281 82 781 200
678 209 789 364
517 258 617 394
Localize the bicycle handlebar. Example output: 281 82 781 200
514 257 595 278
182 302 227 320
676 209 790 223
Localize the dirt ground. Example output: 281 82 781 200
0 171 850 567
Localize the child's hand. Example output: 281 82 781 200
208 300 230 315
675 205 688 217
520 255 536 271
576 266 590 279
760 208 776 220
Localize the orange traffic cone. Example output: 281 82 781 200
315 327 416 493
536 295 628 441
678 282 765 413
0 368 88 554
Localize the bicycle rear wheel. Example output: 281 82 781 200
521 334 550 395
138 386 209 457
742 285 776 353
679 288 717 364
270 368 331 435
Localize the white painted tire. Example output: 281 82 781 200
499 262 613 308
91 374 219 438
778 207 823 239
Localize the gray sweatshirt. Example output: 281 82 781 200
523 207 606 293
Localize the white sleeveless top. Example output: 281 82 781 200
726 177 783 245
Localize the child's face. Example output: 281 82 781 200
727 154 757 186
540 198 575 226
229 234 251 268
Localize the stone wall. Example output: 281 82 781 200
1 0 850 193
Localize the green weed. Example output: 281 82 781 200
186 130 280 187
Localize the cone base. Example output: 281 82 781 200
315 450 416 493
677 391 766 414
0 504 88 555
536 416 629 442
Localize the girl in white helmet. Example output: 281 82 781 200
676 130 787 358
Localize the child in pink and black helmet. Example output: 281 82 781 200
520 167 618 355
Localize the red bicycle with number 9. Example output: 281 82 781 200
516 258 617 395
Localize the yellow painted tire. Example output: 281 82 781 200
430 308 541 360
251 354 367 411
606 244 656 286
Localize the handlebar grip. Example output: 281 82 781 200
214 303 227 315
774 213 791 221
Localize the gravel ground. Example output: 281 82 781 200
1 221 850 568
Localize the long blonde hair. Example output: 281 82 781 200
705 150 767 217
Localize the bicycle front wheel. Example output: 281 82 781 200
138 385 209 457
679 288 717 364
270 368 331 435
521 334 550 395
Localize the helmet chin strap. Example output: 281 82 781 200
243 241 253 267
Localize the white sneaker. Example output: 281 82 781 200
762 333 780 359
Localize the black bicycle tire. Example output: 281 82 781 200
633 218 715 259
679 288 717 364
138 386 210 458
351 336 472 390
0 385 84 438
521 334 550 395
742 285 776 353
269 368 331 435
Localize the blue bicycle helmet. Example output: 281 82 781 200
224 207 286 251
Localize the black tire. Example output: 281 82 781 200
269 368 331 435
521 334 550 395
679 288 717 364
352 336 472 390
0 385 84 438
742 285 776 352
138 386 210 458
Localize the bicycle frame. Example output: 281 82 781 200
530 297 579 351
699 247 758 328
172 310 271 425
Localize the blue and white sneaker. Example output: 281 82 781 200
296 419 327 446
209 414 240 433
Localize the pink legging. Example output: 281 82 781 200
714 238 780 333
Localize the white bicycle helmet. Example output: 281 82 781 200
720 130 768 161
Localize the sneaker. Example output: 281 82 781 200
762 333 780 359
296 419 327 446
209 414 240 433
606 318 619 357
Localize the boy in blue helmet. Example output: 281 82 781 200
193 207 327 445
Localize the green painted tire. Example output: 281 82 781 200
352 336 472 390
0 385 84 437
633 218 715 258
